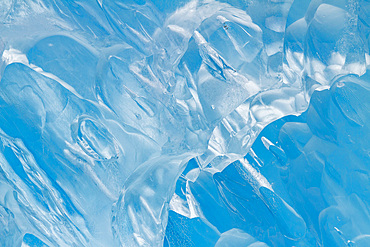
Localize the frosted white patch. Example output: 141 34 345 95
133 233 146 246
240 158 273 191
346 62 366 76
186 181 202 218
329 52 346 67
167 24 190 37
169 193 192 218
193 30 207 45
216 15 228 24
2 48 29 65
366 53 370 67
261 136 274 149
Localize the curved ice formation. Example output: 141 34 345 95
0 0 369 246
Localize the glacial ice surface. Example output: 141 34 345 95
0 0 369 246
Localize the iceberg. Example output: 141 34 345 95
0 0 369 246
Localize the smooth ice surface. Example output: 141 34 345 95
0 0 369 246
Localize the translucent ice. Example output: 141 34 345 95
0 0 369 246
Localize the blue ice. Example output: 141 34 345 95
0 0 369 246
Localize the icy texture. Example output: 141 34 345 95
0 0 369 246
